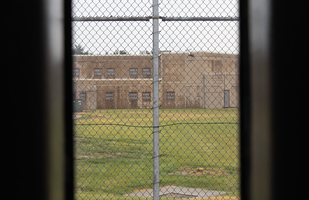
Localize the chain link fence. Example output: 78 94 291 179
72 0 239 199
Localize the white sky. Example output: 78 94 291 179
72 0 239 55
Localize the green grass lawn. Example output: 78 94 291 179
74 108 239 199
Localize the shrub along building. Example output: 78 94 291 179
73 52 239 110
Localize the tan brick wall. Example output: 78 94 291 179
73 52 239 110
160 52 239 109
73 55 154 80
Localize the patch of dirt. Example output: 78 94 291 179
74 152 141 159
128 186 239 200
75 153 113 159
168 166 230 177
160 193 198 199
73 137 85 140
199 196 240 200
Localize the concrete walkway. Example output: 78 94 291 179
124 186 226 198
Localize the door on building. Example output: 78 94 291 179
105 92 115 109
129 92 138 109
224 90 230 108
185 86 202 108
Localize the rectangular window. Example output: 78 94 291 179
73 68 79 77
142 92 151 101
107 68 115 76
234 61 239 72
94 68 102 76
142 68 151 77
105 92 114 100
167 91 175 100
130 68 138 77
129 92 138 100
79 92 86 100
212 60 222 72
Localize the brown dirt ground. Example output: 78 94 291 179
198 196 239 200
168 166 231 177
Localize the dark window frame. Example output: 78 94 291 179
166 91 175 100
130 68 138 77
107 68 115 77
94 68 102 76
73 68 80 78
212 60 222 73
142 92 151 101
129 92 138 101
79 92 86 101
142 68 151 77
105 92 114 100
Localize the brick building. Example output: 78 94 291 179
73 52 239 110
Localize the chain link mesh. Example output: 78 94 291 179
73 0 239 199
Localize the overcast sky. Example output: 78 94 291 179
72 0 239 55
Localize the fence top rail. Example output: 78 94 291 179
72 16 239 22
73 16 151 21
162 17 239 21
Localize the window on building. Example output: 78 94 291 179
73 68 80 77
234 61 239 72
212 60 222 72
142 68 151 77
94 68 102 76
142 92 151 101
107 68 115 76
129 92 138 100
105 92 114 100
130 68 138 77
166 91 175 100
79 92 86 100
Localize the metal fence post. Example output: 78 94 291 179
95 87 97 111
204 74 206 109
152 0 160 199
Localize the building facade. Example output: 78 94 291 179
73 52 239 110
